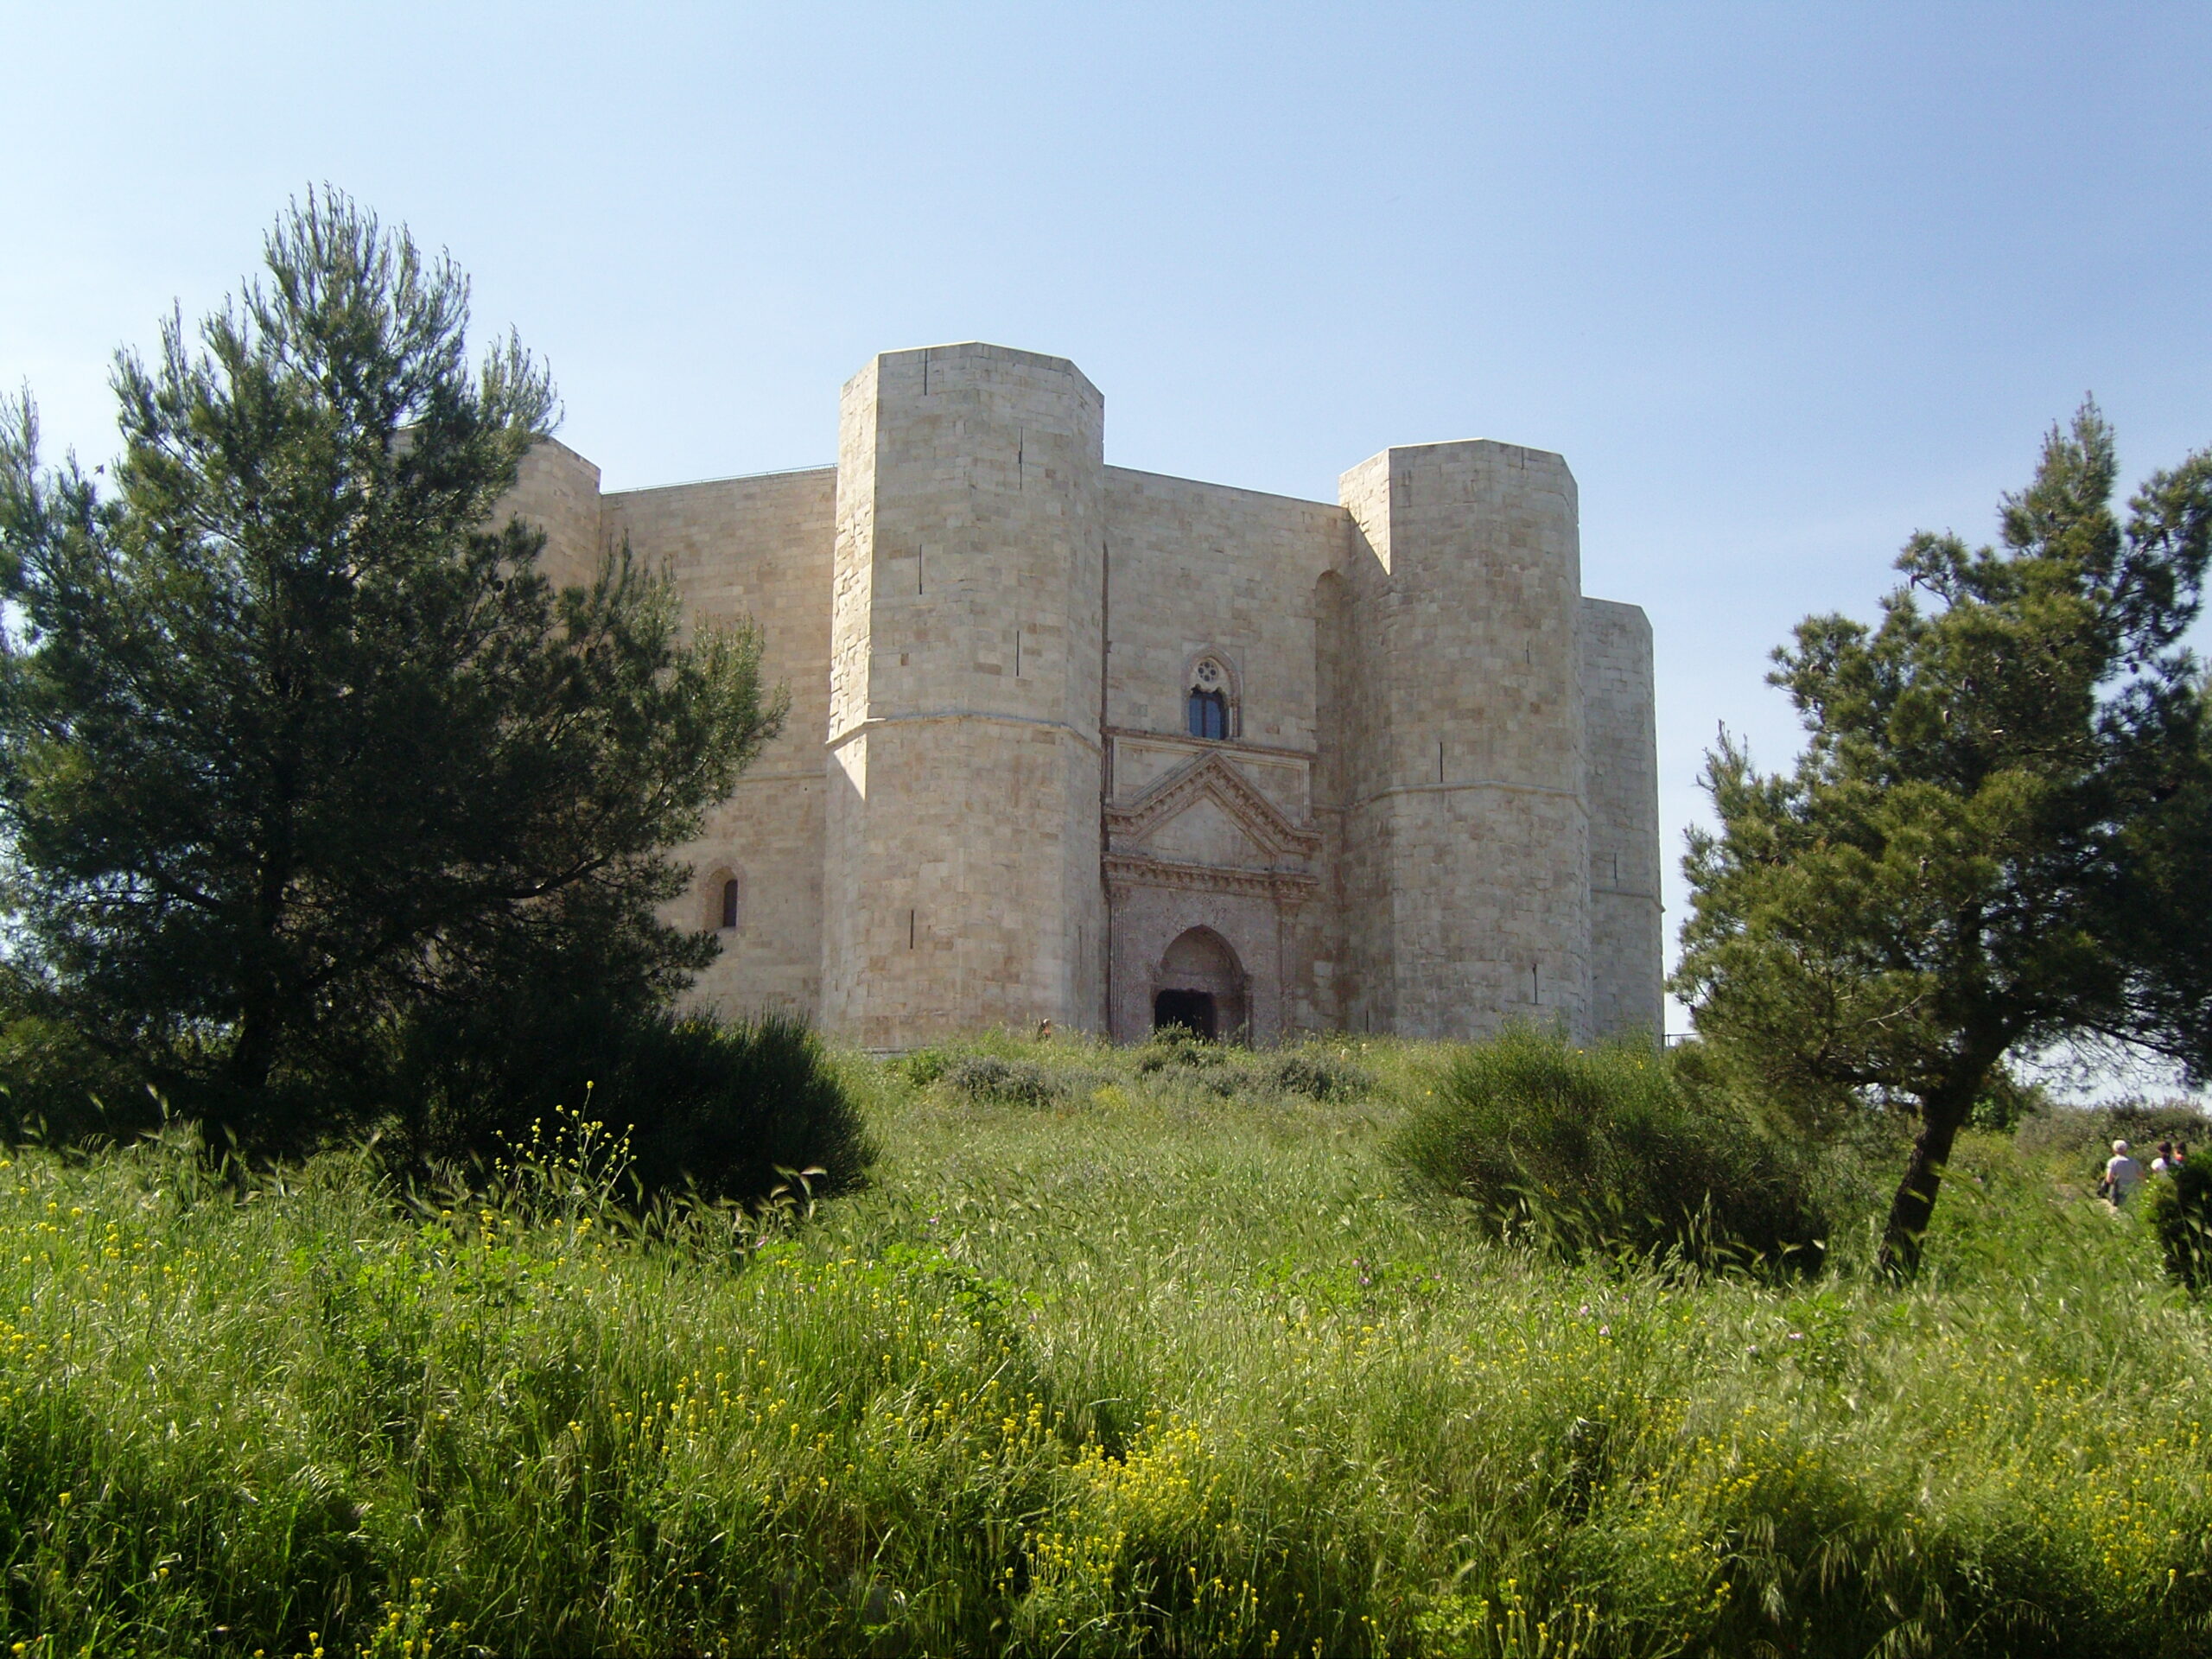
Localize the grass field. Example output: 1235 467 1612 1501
3 1034 2209 1656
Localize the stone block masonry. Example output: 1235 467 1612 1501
496 342 1662 1047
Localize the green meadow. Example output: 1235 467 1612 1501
3 1035 2208 1656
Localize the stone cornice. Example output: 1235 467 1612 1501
827 710 1103 754
1103 852 1319 904
1103 724 1316 763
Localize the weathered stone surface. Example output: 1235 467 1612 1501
493 342 1663 1046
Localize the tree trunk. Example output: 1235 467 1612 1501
211 994 282 1154
221 781 297 1146
226 999 278 1095
1878 1099 1969 1280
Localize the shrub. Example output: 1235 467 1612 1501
1265 1045 1376 1102
939 1053 1067 1109
2142 1160 2212 1291
2014 1097 2212 1169
1967 1065 2051 1132
0 1010 162 1148
901 1047 952 1088
393 1001 873 1208
1392 1027 1827 1274
1134 1031 1230 1075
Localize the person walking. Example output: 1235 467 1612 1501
2105 1140 2147 1206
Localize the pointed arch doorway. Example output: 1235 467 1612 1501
1152 926 1248 1041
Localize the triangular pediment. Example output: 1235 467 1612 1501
1145 791 1271 868
1106 750 1321 867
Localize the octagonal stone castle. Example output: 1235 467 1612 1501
504 343 1662 1049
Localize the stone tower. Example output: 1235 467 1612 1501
818 345 1108 1048
1580 598 1664 1038
1335 441 1592 1041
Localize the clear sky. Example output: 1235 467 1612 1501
6 2 2209 1054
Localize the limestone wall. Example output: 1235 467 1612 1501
1100 470 1347 751
1338 441 1592 1042
1580 597 1663 1040
820 344 1107 1046
498 436 605 591
1308 566 1357 1030
603 467 837 1021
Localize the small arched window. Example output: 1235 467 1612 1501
1186 656 1233 741
707 868 742 933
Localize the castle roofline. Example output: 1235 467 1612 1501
1103 464 1342 514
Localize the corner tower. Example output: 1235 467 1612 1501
1581 598 1663 1039
819 345 1107 1046
1336 441 1592 1040
500 436 603 589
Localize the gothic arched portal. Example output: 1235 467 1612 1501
1152 925 1248 1041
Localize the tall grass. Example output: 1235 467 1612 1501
1391 1027 1834 1274
3 1033 2209 1655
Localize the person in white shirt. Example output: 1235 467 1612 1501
2105 1140 2146 1205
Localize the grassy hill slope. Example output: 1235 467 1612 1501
3 1036 2208 1656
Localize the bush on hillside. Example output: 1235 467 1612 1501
938 1053 1069 1109
1129 1033 1376 1102
1265 1045 1376 1102
2142 1161 2212 1291
391 1001 873 1208
1134 1030 1230 1075
901 1047 953 1088
1393 1027 1828 1274
2013 1097 2212 1168
0 1009 163 1148
1967 1065 2052 1132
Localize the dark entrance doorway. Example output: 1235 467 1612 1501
1153 988 1217 1040
1151 926 1248 1043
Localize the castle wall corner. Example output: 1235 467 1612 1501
1580 597 1664 1041
499 436 605 591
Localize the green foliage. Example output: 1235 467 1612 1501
392 1000 873 1208
1674 404 2212 1272
2013 1097 2212 1167
899 1046 952 1088
939 1052 1070 1109
2141 1162 2212 1291
0 1007 156 1147
1393 1027 1829 1274
908 1030 1381 1114
0 191 785 1149
1264 1043 1376 1101
1126 1030 1381 1103
1134 1027 1231 1074
1968 1064 2051 1132
3 1044 2210 1656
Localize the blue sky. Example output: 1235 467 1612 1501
6 2 2209 1054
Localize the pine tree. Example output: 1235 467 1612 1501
1674 404 2212 1274
0 191 783 1145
